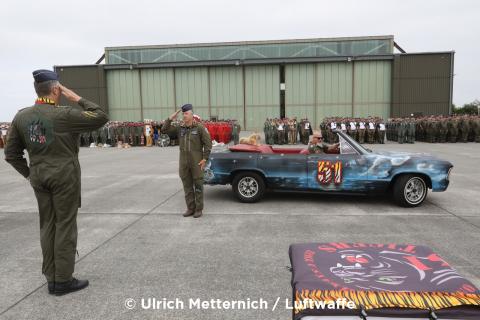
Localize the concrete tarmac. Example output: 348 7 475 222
0 140 479 319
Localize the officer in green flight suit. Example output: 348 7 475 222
161 104 212 218
4 69 108 296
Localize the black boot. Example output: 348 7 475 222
55 278 89 296
48 282 55 295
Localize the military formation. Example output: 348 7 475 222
320 117 386 144
387 115 480 143
0 119 241 149
74 119 241 148
263 117 313 145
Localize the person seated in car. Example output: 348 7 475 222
308 130 339 154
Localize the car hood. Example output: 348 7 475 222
370 150 453 166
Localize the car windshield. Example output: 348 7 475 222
339 136 358 155
337 132 370 155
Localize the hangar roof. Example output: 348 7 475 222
105 35 394 64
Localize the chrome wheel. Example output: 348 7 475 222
404 177 426 205
238 177 259 198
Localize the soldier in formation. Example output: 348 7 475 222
263 117 310 145
320 117 386 144
0 123 10 148
387 115 480 143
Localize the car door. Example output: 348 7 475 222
307 135 369 192
259 153 307 190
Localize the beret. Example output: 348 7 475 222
33 69 59 83
181 104 193 112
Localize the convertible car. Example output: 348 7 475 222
203 130 453 207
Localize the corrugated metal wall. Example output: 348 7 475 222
315 62 353 122
245 65 280 130
106 70 141 121
353 61 391 120
102 53 450 127
285 64 315 120
55 65 108 112
209 66 244 125
391 53 453 117
285 61 391 125
140 69 175 120
175 67 210 119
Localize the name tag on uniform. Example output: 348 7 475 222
191 129 198 135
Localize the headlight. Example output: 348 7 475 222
446 167 453 181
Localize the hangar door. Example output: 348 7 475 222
285 61 391 126
106 69 142 121
209 66 244 126
285 64 315 122
175 67 210 120
353 61 391 120
140 68 175 121
245 65 280 130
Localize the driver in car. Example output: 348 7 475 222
308 130 339 154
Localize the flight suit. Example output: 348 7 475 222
5 98 108 283
161 118 212 212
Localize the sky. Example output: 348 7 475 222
1 0 479 121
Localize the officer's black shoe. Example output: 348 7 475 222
193 210 203 218
48 282 55 295
183 209 195 217
54 278 89 296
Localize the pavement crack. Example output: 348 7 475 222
425 199 480 230
146 188 183 214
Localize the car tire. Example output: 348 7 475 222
232 172 266 203
393 174 428 207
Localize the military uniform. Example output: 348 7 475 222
263 120 269 145
406 120 416 144
358 121 366 144
161 112 212 214
5 93 108 284
307 142 330 154
232 122 241 145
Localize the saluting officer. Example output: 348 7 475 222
4 69 108 295
161 104 212 218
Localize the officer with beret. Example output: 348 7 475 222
4 69 108 295
161 104 212 218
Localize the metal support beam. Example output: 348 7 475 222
138 69 144 121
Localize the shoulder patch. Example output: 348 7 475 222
82 111 98 118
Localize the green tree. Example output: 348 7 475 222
453 99 479 115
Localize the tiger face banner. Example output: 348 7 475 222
289 242 480 318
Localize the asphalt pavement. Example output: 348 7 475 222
1 139 479 319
